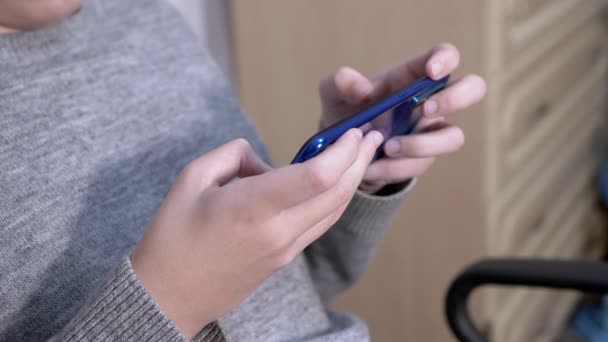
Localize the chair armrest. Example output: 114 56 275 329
445 259 608 342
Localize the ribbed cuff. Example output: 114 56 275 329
192 323 226 342
58 257 186 342
342 178 416 239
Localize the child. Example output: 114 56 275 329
0 0 486 341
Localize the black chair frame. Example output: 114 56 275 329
445 259 608 342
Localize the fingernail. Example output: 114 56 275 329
369 131 383 146
425 99 438 116
353 82 372 103
431 61 443 77
385 140 400 155
353 128 363 140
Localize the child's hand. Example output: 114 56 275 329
318 43 486 193
131 129 383 339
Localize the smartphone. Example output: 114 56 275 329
291 75 450 164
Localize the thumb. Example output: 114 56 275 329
319 66 373 107
188 138 272 188
360 130 385 166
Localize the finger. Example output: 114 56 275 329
288 200 350 256
421 74 486 117
383 123 464 158
358 179 388 194
416 116 452 133
319 66 374 107
364 157 436 183
281 130 383 239
370 43 460 98
186 138 272 188
239 128 363 212
424 43 460 80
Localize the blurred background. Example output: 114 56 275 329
168 1 608 341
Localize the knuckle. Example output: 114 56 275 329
180 160 202 180
384 162 405 179
405 138 425 156
334 184 354 206
307 163 338 192
263 233 295 269
273 249 296 269
328 210 343 227
369 162 388 180
232 138 252 153
261 227 291 253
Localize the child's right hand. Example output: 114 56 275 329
130 128 383 339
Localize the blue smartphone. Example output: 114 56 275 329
291 75 450 164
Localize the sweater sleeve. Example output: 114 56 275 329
50 257 223 342
303 180 415 302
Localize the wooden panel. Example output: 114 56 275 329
232 1 487 341
492 198 596 342
506 0 584 51
490 58 607 235
500 21 603 150
491 0 603 76
498 116 601 254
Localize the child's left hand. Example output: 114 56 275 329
318 43 486 193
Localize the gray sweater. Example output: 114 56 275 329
0 1 408 341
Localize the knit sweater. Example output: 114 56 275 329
0 1 408 341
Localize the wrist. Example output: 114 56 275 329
130 248 214 340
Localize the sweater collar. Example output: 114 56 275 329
0 0 100 63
